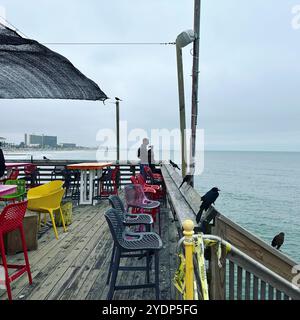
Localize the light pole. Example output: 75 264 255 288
115 97 121 163
176 29 195 177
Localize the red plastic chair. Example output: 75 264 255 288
136 174 162 201
144 166 162 182
0 201 32 300
24 164 40 188
130 175 157 199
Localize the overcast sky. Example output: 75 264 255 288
0 0 300 151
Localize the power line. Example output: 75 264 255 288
0 15 175 47
42 42 176 46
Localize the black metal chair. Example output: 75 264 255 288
50 165 65 181
104 208 162 300
106 195 154 285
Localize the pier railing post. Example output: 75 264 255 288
183 219 195 300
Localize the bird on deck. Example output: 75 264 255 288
196 187 220 224
43 156 49 160
271 232 285 250
179 174 193 188
170 160 181 170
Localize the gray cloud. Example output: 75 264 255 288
0 0 299 151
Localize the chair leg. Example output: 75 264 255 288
49 210 59 240
107 248 121 300
0 234 12 300
146 251 150 283
158 207 161 236
59 207 67 233
38 213 41 231
155 251 160 300
19 226 32 284
106 244 115 285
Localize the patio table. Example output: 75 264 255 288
66 162 113 205
0 185 17 197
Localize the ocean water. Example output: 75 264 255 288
194 151 300 263
4 150 300 262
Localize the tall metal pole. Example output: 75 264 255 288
115 98 120 163
176 44 187 177
190 0 201 186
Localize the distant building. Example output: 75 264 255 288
25 134 57 148
60 143 76 148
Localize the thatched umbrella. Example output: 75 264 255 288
0 23 107 101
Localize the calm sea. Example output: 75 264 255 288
5 150 300 262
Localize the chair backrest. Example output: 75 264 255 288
124 184 146 207
136 174 146 186
27 180 64 198
7 169 19 180
28 188 65 210
108 195 126 213
5 179 26 195
104 208 126 246
0 201 28 234
24 164 37 175
130 175 138 185
144 166 154 183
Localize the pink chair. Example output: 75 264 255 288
124 184 161 234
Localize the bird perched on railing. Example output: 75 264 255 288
170 160 181 170
271 232 285 250
43 156 49 161
179 174 193 188
196 187 220 223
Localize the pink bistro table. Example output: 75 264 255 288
0 185 17 197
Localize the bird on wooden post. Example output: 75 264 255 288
271 232 285 250
179 174 193 188
196 187 220 223
170 160 181 170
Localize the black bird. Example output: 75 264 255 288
43 156 49 160
271 232 285 250
196 187 220 223
115 97 122 101
179 174 193 188
170 160 181 170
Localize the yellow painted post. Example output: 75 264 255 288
183 219 195 300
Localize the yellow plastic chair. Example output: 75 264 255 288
27 188 67 240
27 180 64 198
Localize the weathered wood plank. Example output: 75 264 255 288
261 280 266 300
268 284 274 300
237 266 243 300
229 261 235 300
253 276 259 300
245 271 251 300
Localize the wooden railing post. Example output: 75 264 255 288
210 217 226 300
183 219 195 300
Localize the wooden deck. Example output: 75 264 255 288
0 198 178 300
